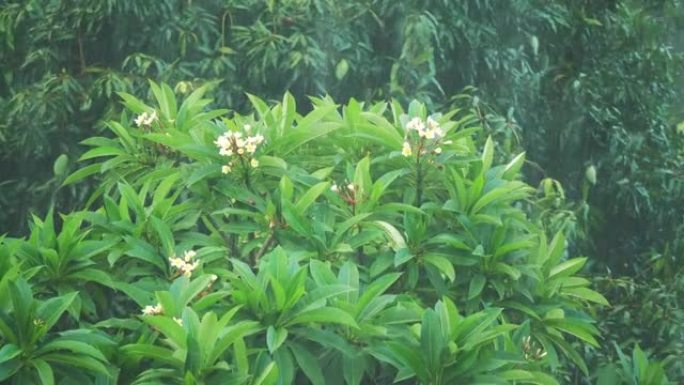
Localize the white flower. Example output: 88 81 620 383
134 114 146 127
346 183 355 192
173 317 183 326
216 131 265 172
244 124 252 131
215 134 231 148
135 111 158 127
402 141 412 157
406 117 424 132
182 261 199 277
183 250 197 261
331 184 339 193
145 110 158 125
142 303 163 315
434 147 442 154
169 257 186 269
425 129 436 139
427 117 439 130
168 250 201 278
210 274 218 282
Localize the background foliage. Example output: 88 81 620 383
1 0 683 383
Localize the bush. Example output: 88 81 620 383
3 1 683 275
0 84 607 384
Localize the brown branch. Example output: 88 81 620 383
252 231 276 266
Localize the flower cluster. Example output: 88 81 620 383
215 125 264 174
134 110 158 127
169 250 200 277
522 336 547 360
330 183 355 194
331 182 357 205
401 116 450 158
142 303 163 315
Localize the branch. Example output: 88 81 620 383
252 231 276 266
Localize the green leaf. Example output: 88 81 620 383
120 344 183 366
545 232 566 267
301 284 356 310
456 308 502 345
470 182 528 214
561 287 609 305
37 292 78 331
117 92 149 114
150 216 175 257
481 136 494 173
353 157 372 203
53 154 69 176
546 318 599 347
287 307 358 328
548 258 586 279
62 164 101 186
384 341 430 382
252 361 277 385
280 92 297 137
585 165 597 185
275 106 340 155
32 359 54 385
266 326 288 353
468 274 486 300
233 338 249 377
372 221 406 250
354 273 401 319
421 309 444 373
502 152 525 180
36 340 107 362
342 353 366 385
79 146 125 161
142 316 186 348
309 260 337 286
41 354 110 376
335 59 349 80
0 359 21 381
423 254 455 282
0 344 21 364
295 182 330 213
289 342 325 385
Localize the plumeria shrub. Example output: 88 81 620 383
0 83 612 385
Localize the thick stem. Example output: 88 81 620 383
253 231 276 266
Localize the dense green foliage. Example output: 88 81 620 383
1 88 613 384
2 1 683 267
1 0 683 383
